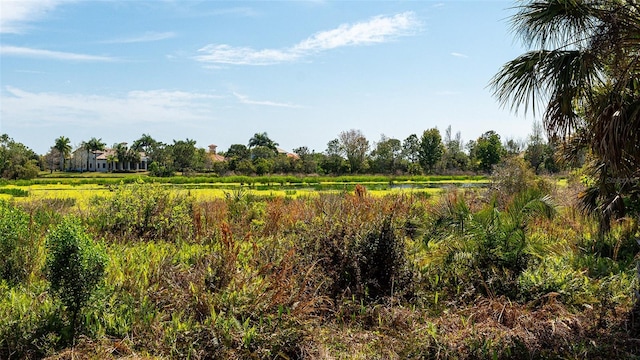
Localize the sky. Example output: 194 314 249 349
0 0 536 155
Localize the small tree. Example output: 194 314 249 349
419 128 444 173
45 217 107 343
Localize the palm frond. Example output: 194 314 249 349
512 0 602 49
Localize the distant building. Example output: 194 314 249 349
69 147 148 172
208 144 226 162
277 147 300 160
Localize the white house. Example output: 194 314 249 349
70 148 148 172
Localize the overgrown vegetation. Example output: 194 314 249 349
0 166 638 358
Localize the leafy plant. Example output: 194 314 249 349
45 217 107 343
0 201 36 285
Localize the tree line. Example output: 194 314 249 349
0 123 561 180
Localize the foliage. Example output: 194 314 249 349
91 181 194 242
491 0 640 231
2 177 639 359
0 134 40 180
0 201 36 285
338 129 370 174
370 135 404 174
425 188 555 299
54 136 72 171
45 217 107 342
470 131 504 173
419 128 445 173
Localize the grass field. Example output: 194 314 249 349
3 171 634 359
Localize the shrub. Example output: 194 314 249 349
45 217 107 342
0 201 36 285
91 181 194 242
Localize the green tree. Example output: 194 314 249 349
402 134 420 164
472 131 504 173
54 136 72 171
370 135 403 174
170 139 197 173
419 128 444 174
248 132 279 152
491 0 640 231
0 134 40 180
81 137 106 172
321 139 349 174
45 217 107 343
524 121 546 174
338 129 369 174
441 125 468 172
225 144 250 172
293 146 318 174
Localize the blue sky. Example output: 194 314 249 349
0 0 535 155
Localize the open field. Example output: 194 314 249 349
0 174 489 210
1 173 637 359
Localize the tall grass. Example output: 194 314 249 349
0 180 638 359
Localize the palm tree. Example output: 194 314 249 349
248 132 278 151
491 0 640 232
81 137 106 172
106 154 117 172
54 136 72 171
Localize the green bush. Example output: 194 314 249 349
45 217 107 342
0 201 36 285
91 181 194 242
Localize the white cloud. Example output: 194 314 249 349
0 0 69 33
197 45 300 66
195 12 421 66
450 52 468 58
102 31 177 44
1 87 223 128
233 92 302 108
0 45 117 62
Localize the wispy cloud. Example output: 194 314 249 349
450 52 468 58
1 86 223 128
196 12 421 66
233 92 302 108
0 0 69 34
102 31 177 44
0 45 117 62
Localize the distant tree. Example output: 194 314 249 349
524 121 546 173
503 137 525 158
81 137 106 172
113 143 128 171
225 144 250 172
106 153 117 172
0 134 40 180
322 139 349 174
472 131 504 173
338 129 369 174
371 135 403 174
419 128 444 174
402 134 420 164
54 136 72 171
248 132 278 152
251 146 277 160
131 133 157 154
43 147 62 174
441 126 468 172
294 146 317 174
170 139 198 173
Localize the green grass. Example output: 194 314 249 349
0 179 636 359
